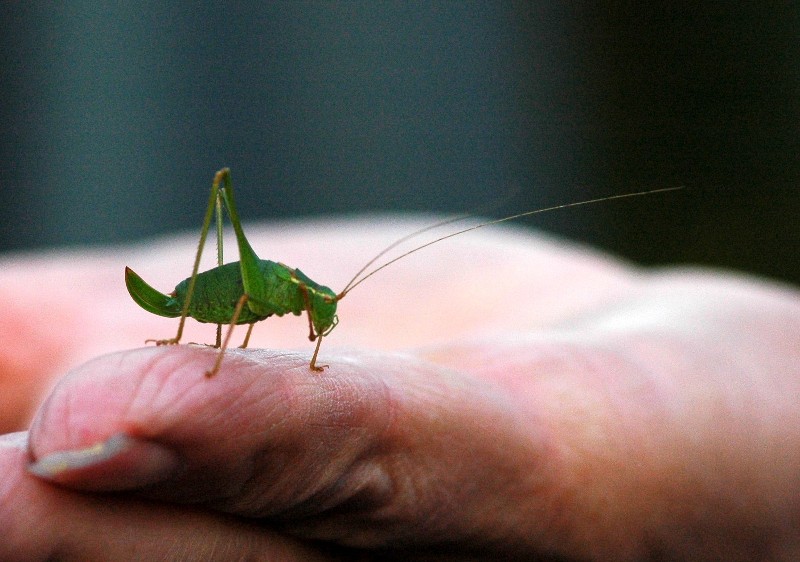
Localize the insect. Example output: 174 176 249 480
125 168 682 377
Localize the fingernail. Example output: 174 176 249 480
28 433 181 491
0 431 28 450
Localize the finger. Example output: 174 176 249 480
28 345 555 556
0 432 334 562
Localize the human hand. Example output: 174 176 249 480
2 217 799 560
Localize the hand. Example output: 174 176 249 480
2 217 799 560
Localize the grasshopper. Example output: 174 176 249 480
125 168 681 377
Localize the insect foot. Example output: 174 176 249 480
145 338 181 346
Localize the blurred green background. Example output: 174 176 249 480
1 3 798 284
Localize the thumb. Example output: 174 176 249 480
27 345 551 554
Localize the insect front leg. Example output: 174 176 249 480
309 335 325 372
297 282 327 372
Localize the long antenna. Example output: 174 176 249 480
337 186 684 299
339 212 475 294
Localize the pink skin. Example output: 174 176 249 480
0 217 799 560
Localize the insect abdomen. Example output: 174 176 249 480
174 263 268 324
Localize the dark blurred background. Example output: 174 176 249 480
1 3 798 283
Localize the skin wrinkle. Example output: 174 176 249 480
194 368 302 510
218 369 315 516
167 351 285 441
236 351 309 440
284 376 393 517
275 368 404 541
29 358 81 461
275 451 396 537
375 377 540 551
260 354 494 548
166 352 388 520
30 348 199 452
201 357 292 442
281 464 414 547
418 336 572 542
377 379 462 539
122 348 187 439
295 442 383 519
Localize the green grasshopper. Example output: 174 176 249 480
125 168 682 377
